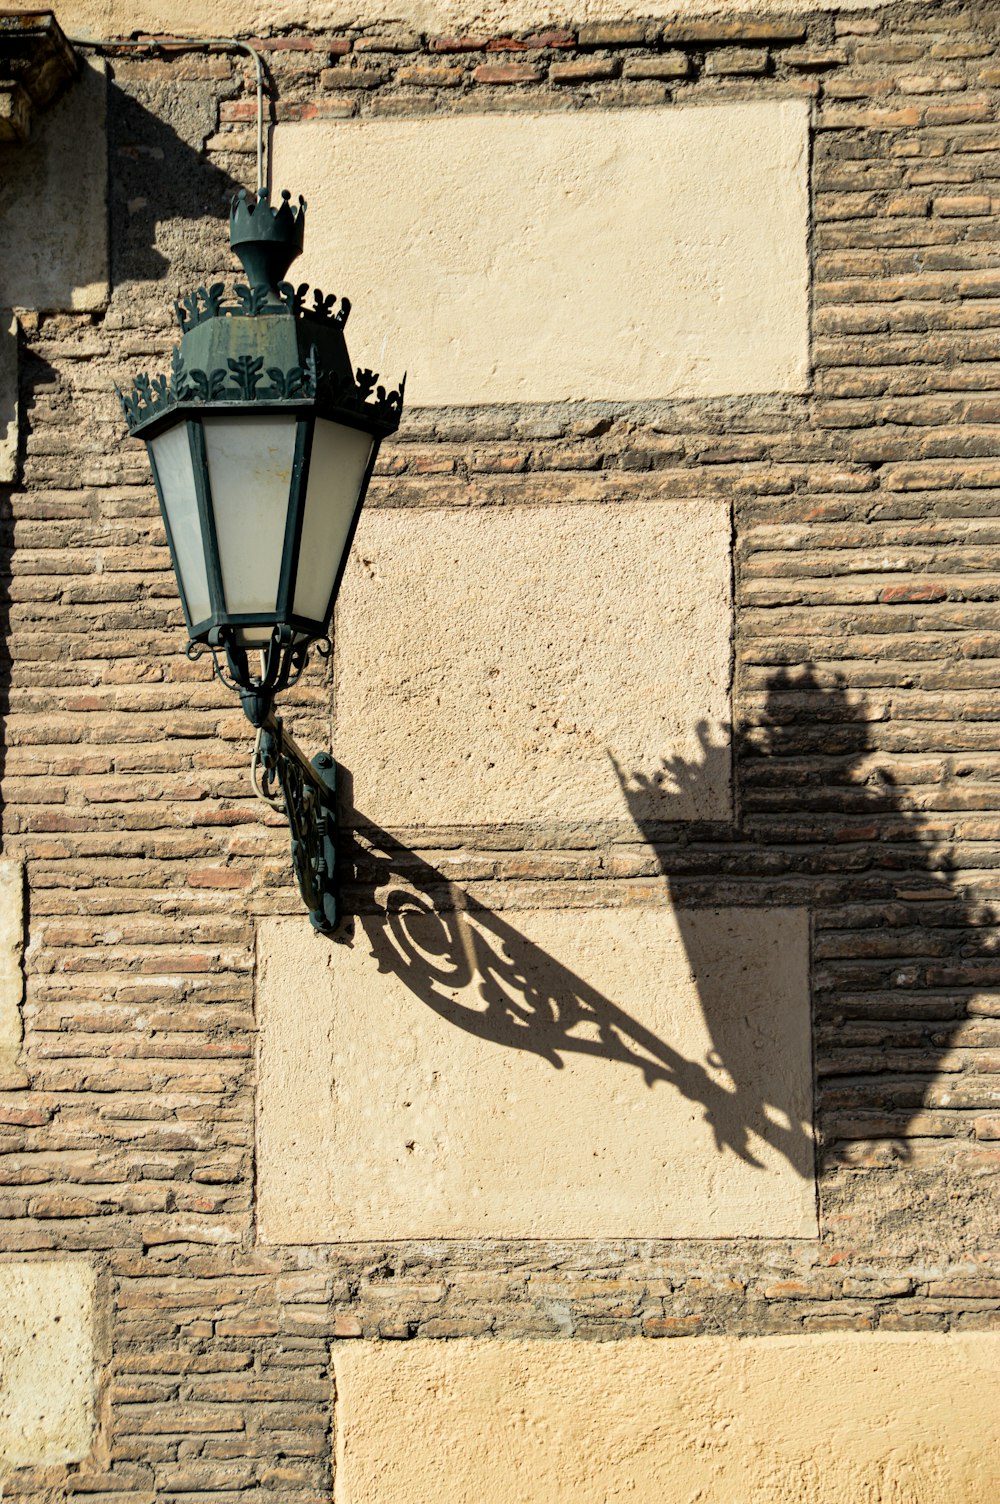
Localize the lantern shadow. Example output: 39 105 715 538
342 780 814 1178
107 70 259 286
612 664 992 1162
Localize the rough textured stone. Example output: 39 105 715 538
334 501 732 827
0 859 24 1067
0 57 107 311
0 1260 96 1468
273 100 810 404
257 907 814 1242
0 310 16 483
333 1335 1000 1504
21 1 901 35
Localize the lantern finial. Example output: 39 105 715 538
229 187 306 295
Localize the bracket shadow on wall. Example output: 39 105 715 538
118 190 404 936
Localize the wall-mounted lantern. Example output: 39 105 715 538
117 191 404 937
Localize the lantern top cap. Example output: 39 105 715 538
230 187 307 294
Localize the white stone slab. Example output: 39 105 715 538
0 1260 96 1468
257 906 815 1243
333 1335 1000 1504
0 312 16 484
48 2 903 43
273 100 809 404
0 59 108 311
0 859 24 1067
334 501 732 828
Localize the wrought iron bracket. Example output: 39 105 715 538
251 713 340 938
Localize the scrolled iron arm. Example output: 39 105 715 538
252 713 339 938
196 624 341 936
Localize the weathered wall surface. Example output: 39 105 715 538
275 101 810 404
258 909 814 1242
334 1334 1000 1504
0 859 25 1070
335 501 733 825
0 1260 97 1471
0 2 998 1501
15 1 904 45
0 314 17 484
0 57 108 313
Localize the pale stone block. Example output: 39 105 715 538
0 1260 96 1469
0 59 108 312
274 100 809 404
257 906 815 1243
40 2 900 42
332 1334 1000 1504
334 502 732 828
0 860 24 1066
0 312 16 484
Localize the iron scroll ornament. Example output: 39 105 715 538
252 715 338 937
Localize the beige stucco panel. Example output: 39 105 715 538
0 58 108 312
49 1 901 43
0 1260 96 1469
257 906 814 1243
275 100 809 405
0 860 24 1065
334 502 732 827
0 313 16 484
333 1334 1000 1504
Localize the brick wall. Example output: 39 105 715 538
2 2 1000 1498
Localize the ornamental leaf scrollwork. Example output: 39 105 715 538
227 355 265 399
188 367 229 401
303 345 319 400
172 277 353 328
114 381 141 426
120 342 402 433
171 347 191 400
234 283 270 316
174 282 227 330
267 365 307 398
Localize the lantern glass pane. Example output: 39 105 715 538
148 422 211 627
293 420 373 625
203 414 297 618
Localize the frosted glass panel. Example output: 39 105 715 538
203 415 297 617
294 420 373 624
148 423 211 626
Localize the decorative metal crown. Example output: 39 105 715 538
115 345 405 436
230 188 306 293
115 183 405 439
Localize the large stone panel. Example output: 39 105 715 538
0 859 24 1069
334 501 732 828
0 311 16 483
274 100 809 405
39 2 901 40
257 907 815 1243
0 1260 96 1468
332 1334 1000 1504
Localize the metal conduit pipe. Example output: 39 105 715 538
66 33 267 191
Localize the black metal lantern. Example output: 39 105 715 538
117 190 405 936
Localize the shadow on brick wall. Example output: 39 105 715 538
108 72 250 286
354 857 806 1175
346 661 986 1176
615 662 982 1165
